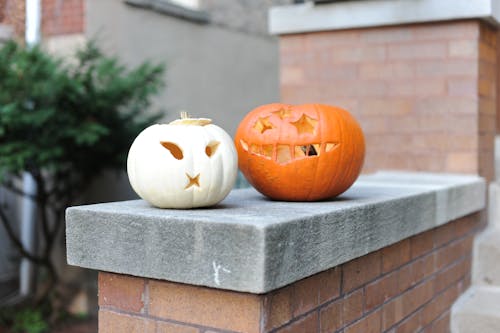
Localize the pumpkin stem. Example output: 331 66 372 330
170 111 212 126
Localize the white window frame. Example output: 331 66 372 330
169 0 199 9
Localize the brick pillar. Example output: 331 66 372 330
97 214 480 333
279 20 497 182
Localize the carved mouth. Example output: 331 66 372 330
239 140 339 164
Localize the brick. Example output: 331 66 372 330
395 310 422 333
454 214 480 238
367 134 413 153
277 311 318 333
410 230 435 259
292 274 320 317
382 116 420 134
361 116 390 134
435 257 471 293
41 0 84 36
448 40 478 58
445 152 477 173
411 133 450 153
382 239 411 273
382 295 404 330
447 134 479 151
156 321 199 333
416 60 477 78
281 67 305 85
402 278 435 316
263 285 293 331
388 42 446 60
319 299 343 333
433 222 457 248
306 30 361 48
414 97 477 115
359 62 414 80
418 114 476 134
479 78 495 97
318 267 341 304
435 235 473 271
479 98 496 116
359 99 412 116
98 272 145 313
149 280 261 333
344 309 382 333
360 28 413 44
304 63 358 81
421 284 460 326
398 254 434 293
342 251 382 293
365 272 399 311
479 42 496 63
387 79 446 97
344 289 364 325
426 311 450 333
98 310 155 333
413 21 479 41
479 61 496 80
331 45 386 63
447 79 478 98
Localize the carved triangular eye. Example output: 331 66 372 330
206 141 220 157
160 141 183 160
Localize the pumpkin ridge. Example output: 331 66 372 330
305 104 321 201
323 106 344 199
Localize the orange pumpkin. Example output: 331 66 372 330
235 103 365 201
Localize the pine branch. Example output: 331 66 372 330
0 205 46 265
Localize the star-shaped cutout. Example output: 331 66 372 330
290 114 318 135
272 108 293 120
253 116 275 134
185 173 200 189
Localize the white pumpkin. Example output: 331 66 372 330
127 114 238 209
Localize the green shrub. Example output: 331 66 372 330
0 40 165 303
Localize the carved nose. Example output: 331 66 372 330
185 173 200 189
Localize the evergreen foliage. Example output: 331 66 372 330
0 40 164 304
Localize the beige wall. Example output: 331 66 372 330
87 0 280 136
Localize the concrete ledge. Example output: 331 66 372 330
270 0 500 35
66 171 485 293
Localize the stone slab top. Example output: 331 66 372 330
270 0 500 35
66 171 485 293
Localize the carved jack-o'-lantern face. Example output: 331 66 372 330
235 103 365 201
127 116 238 209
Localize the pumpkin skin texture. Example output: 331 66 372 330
235 103 365 201
127 117 237 209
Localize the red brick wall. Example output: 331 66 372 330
0 0 25 38
42 0 84 36
98 213 480 333
0 0 85 39
280 20 496 182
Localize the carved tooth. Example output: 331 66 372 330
325 142 339 152
277 145 292 164
250 144 260 155
262 145 273 159
295 145 306 158
240 139 249 151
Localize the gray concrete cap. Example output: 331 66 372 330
270 0 500 35
66 171 485 293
